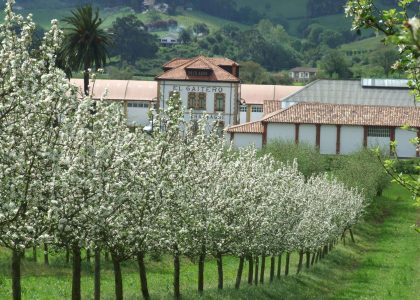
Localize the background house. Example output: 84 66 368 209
289 67 317 82
240 84 303 123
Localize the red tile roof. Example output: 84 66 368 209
70 79 157 101
156 56 240 82
263 102 420 127
263 100 280 116
225 121 263 133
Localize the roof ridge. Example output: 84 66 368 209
281 80 320 102
227 120 262 130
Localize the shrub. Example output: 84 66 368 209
391 158 420 175
332 149 390 200
258 140 327 177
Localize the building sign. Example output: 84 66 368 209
190 113 225 120
172 85 224 93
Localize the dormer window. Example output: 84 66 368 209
186 68 213 77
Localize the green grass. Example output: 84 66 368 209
0 183 419 299
238 0 308 19
0 6 247 34
340 36 384 52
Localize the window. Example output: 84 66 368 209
240 105 247 112
128 102 149 108
368 127 390 137
251 105 263 113
214 93 225 112
188 92 206 110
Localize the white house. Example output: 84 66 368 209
70 79 157 127
226 102 420 158
239 84 303 124
156 56 241 127
289 67 317 82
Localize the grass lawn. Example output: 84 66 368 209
340 36 384 52
0 183 419 299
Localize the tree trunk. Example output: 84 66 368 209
349 229 355 243
235 256 244 290
111 253 123 300
269 256 275 283
137 252 150 300
83 67 89 96
66 246 70 265
86 249 91 264
32 246 37 262
342 232 346 246
198 247 205 293
254 256 259 285
260 254 266 284
94 249 101 300
247 255 253 285
12 249 21 300
311 252 316 266
324 245 329 256
306 251 310 269
297 250 304 274
173 252 180 299
285 253 290 276
72 245 82 300
216 252 223 290
277 254 282 278
105 251 109 262
44 243 49 265
315 249 320 263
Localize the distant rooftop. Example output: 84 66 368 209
290 67 317 73
70 79 157 101
282 79 416 107
361 78 409 89
241 84 303 105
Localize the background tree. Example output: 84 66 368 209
110 14 158 65
319 49 352 79
61 5 111 95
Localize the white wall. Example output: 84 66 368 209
320 125 337 154
250 112 263 122
240 111 247 124
299 124 316 146
395 128 417 157
233 133 263 149
340 126 364 154
127 103 150 126
267 123 295 143
367 136 390 154
159 80 239 126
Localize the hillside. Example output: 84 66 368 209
4 0 362 35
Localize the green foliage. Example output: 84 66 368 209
391 159 420 175
319 49 352 79
61 5 111 72
259 141 327 177
110 14 158 64
332 150 390 200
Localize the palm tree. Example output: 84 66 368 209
62 5 111 96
